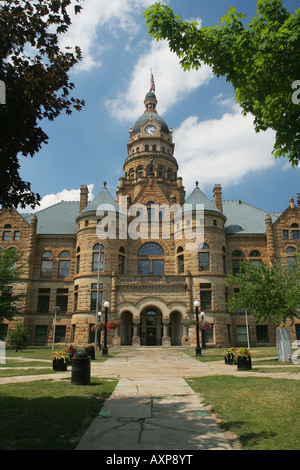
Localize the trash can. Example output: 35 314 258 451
71 350 91 385
85 345 95 360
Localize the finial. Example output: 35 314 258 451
195 181 199 187
103 181 107 188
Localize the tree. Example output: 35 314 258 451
144 0 300 166
0 248 26 324
225 257 300 327
0 0 85 209
8 322 29 352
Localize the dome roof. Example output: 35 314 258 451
132 90 170 135
132 111 169 135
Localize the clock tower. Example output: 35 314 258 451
117 90 185 210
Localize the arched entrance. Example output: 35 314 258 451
141 308 162 346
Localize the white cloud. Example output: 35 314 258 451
20 184 95 213
173 108 276 193
106 39 213 121
61 0 156 72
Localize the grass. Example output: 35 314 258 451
0 378 118 450
187 375 300 450
184 346 279 362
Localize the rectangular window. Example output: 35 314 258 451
90 283 103 311
56 288 68 313
283 230 289 240
34 325 48 344
256 325 269 343
200 283 212 310
37 288 50 313
152 259 164 275
58 260 70 278
54 325 66 343
178 255 184 274
292 230 299 240
198 252 209 271
74 285 79 311
92 251 104 271
3 231 11 241
204 324 213 343
41 260 52 278
13 231 20 240
138 259 150 275
200 291 212 310
236 325 248 344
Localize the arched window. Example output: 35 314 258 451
286 246 297 271
58 251 71 278
177 246 184 274
249 250 262 266
198 243 210 271
147 201 155 220
92 244 104 272
158 166 164 178
76 247 80 274
138 242 164 276
232 250 244 275
137 166 143 178
129 168 134 180
118 247 125 275
41 251 53 278
3 224 11 241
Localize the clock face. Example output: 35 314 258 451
145 125 157 136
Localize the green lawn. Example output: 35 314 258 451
0 378 118 450
187 375 300 450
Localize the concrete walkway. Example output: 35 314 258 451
76 348 236 451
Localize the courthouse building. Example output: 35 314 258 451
1 90 300 348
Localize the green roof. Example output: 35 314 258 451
223 201 280 234
177 185 221 214
81 186 124 215
132 111 169 135
24 202 79 235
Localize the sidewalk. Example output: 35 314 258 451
76 348 235 450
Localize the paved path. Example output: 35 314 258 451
77 347 235 451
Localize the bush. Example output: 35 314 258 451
8 322 29 352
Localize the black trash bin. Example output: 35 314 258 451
71 350 91 385
85 345 95 360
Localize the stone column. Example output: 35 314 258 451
132 320 141 346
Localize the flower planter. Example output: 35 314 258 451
237 356 252 371
224 355 235 365
52 358 67 371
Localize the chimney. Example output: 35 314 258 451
79 185 88 213
213 184 223 212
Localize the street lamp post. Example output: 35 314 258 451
52 306 60 349
95 244 103 351
200 311 206 349
193 301 202 356
102 301 110 357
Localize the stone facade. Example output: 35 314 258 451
0 91 300 348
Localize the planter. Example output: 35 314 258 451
237 356 252 371
224 355 235 365
52 358 67 371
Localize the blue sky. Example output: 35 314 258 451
18 0 300 214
